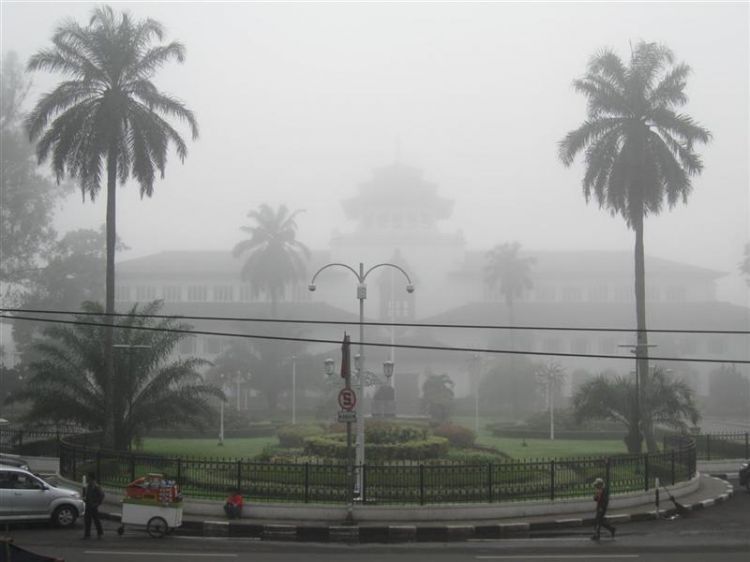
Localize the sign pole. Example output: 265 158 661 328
341 333 355 522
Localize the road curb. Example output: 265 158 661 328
100 476 735 543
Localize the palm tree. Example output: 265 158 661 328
9 301 222 450
572 367 700 453
484 241 535 328
559 42 710 451
233 204 310 317
25 6 199 447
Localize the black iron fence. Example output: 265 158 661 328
665 432 749 461
56 434 697 505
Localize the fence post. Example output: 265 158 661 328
130 453 136 482
550 460 555 501
745 432 749 459
18 431 23 454
237 460 242 492
671 449 675 485
419 464 425 506
177 459 182 488
304 462 309 504
605 457 611 488
362 463 367 504
488 462 493 503
706 434 711 461
96 450 101 483
643 453 649 491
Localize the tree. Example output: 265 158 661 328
707 365 750 418
572 367 700 453
741 243 750 286
479 355 543 419
421 371 455 423
560 42 711 451
207 334 312 414
233 204 310 317
8 301 221 450
484 241 535 326
0 51 68 298
26 6 198 447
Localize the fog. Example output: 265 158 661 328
2 1 748 304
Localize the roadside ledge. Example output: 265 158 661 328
97 475 734 543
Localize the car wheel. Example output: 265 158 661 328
52 505 78 528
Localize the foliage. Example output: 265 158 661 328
706 365 750 417
303 434 449 461
484 241 535 310
207 335 315 413
277 424 325 448
7 301 222 450
12 228 126 360
0 51 68 295
232 203 310 315
421 372 455 423
560 42 710 451
741 243 750 286
572 367 700 453
478 355 544 418
433 423 477 448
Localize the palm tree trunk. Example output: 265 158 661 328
103 145 117 449
633 213 649 454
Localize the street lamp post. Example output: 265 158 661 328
535 362 565 441
291 355 297 425
310 261 414 497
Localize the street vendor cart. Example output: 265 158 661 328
116 473 183 538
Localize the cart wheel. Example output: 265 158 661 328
117 525 124 536
147 516 168 538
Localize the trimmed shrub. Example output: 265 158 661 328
303 434 450 461
277 424 325 448
433 423 476 448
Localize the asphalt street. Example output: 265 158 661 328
3 479 748 562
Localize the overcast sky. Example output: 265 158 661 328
2 1 748 303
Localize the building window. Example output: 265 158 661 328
615 286 634 302
647 286 661 302
543 338 560 353
588 285 608 302
179 338 197 355
572 338 588 354
562 287 583 302
136 286 156 301
163 286 182 302
598 339 616 355
533 286 556 302
387 300 411 319
707 338 725 355
213 285 234 302
116 285 131 302
239 284 254 302
665 286 686 302
187 286 207 302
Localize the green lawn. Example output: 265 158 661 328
476 435 627 459
136 436 278 458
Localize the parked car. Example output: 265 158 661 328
0 453 30 470
0 465 85 527
740 460 749 492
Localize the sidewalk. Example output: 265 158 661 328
97 473 734 543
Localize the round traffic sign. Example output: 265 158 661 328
338 388 357 411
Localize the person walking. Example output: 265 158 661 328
82 472 105 539
591 477 616 540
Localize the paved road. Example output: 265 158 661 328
4 479 748 562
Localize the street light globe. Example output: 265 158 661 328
383 360 394 379
406 284 415 294
308 284 316 292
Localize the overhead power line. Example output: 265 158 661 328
2 307 749 336
2 313 748 366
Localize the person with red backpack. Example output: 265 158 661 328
592 477 616 540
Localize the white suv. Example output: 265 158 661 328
0 465 85 528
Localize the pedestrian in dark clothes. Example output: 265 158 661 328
82 472 104 539
591 477 616 540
